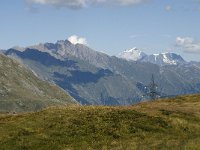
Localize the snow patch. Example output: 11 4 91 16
118 47 147 61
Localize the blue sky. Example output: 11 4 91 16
0 0 200 61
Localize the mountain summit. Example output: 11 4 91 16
118 48 186 66
141 52 186 66
118 47 147 61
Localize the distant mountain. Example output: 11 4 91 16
4 39 200 105
141 52 186 66
189 61 200 68
118 49 186 66
0 54 78 112
5 47 140 105
118 47 147 61
28 40 111 69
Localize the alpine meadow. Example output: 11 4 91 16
0 0 200 149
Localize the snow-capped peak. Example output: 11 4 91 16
125 47 138 52
142 52 186 66
118 47 186 66
118 47 147 61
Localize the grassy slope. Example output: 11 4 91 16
0 94 200 149
0 54 77 112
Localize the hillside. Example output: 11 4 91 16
0 54 78 112
0 94 200 149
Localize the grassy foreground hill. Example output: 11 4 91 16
0 54 77 112
0 94 200 149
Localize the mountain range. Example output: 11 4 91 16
118 47 186 66
3 39 200 105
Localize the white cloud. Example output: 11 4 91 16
176 37 200 54
112 0 150 5
165 5 172 11
26 0 150 9
68 35 88 45
27 0 87 9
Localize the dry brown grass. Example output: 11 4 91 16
0 94 200 149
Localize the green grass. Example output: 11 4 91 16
0 94 200 149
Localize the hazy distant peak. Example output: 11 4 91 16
11 46 26 52
118 47 147 61
142 52 186 66
124 47 138 52
118 47 186 66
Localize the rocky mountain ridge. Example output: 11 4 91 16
4 39 200 105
